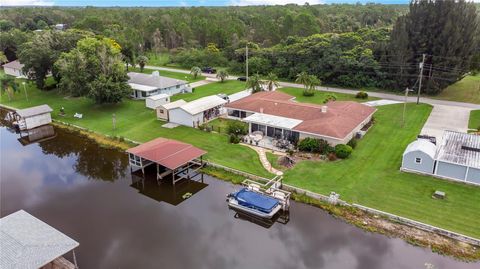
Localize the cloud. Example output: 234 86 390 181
0 0 54 6
230 0 323 6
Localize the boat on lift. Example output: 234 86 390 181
227 188 282 219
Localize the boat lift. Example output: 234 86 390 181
241 175 291 212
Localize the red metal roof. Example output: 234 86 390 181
225 91 376 140
127 138 207 170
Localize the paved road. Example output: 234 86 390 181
146 66 480 109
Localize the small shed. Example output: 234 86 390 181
0 210 79 269
146 93 170 109
156 99 187 121
401 139 437 174
7 104 53 131
169 95 227 127
435 131 480 185
2 60 25 77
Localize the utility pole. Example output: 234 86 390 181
417 53 426 105
245 45 249 81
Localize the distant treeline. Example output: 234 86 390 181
1 2 479 94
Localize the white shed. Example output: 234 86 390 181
2 60 25 77
146 94 170 109
401 139 437 174
169 95 227 127
157 99 187 121
9 104 53 130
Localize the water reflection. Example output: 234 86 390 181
1 124 479 269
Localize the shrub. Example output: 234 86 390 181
335 144 353 159
323 93 337 103
347 138 357 149
229 134 241 144
302 88 315 96
298 137 331 154
355 91 369 99
327 152 337 161
226 120 248 136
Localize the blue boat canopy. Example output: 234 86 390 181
234 188 279 213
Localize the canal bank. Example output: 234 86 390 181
1 123 479 268
1 106 479 261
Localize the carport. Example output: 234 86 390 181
127 138 207 185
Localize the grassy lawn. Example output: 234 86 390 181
0 79 272 178
144 52 170 66
207 118 247 134
469 110 480 130
435 74 480 104
129 67 205 83
278 87 379 104
266 152 286 172
171 80 246 102
283 103 480 238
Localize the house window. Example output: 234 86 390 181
176 85 180 89
415 157 422 164
159 109 164 113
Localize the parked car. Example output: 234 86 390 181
202 67 217 74
237 76 247 81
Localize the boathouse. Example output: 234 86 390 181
127 138 207 185
6 104 53 130
0 210 79 269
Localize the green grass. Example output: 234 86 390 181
129 67 205 83
266 152 286 171
469 110 480 130
0 79 272 178
207 118 247 134
144 52 170 66
283 103 480 238
278 87 379 104
435 74 480 104
171 80 246 102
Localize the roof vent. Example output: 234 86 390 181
462 145 480 153
321 106 328 113
152 71 160 77
260 107 264 113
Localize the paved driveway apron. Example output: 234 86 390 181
421 105 472 144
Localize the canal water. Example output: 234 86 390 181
0 124 478 269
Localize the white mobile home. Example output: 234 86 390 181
2 60 25 77
128 71 190 99
146 94 170 109
169 95 227 127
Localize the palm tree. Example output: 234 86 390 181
216 69 229 83
246 74 264 93
137 55 148 72
0 75 18 101
190 66 201 79
264 72 279 91
295 71 310 90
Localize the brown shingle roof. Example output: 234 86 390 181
225 91 376 139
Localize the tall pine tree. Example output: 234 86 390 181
386 0 478 94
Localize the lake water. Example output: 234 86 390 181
0 124 478 269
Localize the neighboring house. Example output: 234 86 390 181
128 71 190 99
169 95 227 127
402 131 480 185
146 93 170 109
157 100 187 121
6 104 53 131
225 91 376 145
2 60 25 77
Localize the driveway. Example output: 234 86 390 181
420 105 472 143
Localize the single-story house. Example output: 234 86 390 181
146 93 170 109
2 60 25 77
6 104 53 131
128 71 190 99
156 99 187 121
225 91 376 145
169 95 227 127
401 131 480 185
